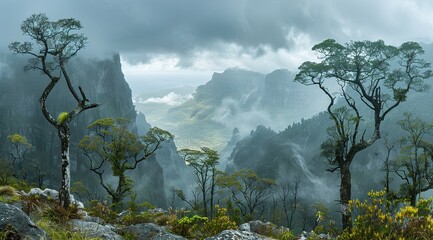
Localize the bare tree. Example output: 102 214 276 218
10 14 99 208
279 175 302 229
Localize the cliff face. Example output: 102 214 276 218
0 54 135 171
0 54 186 208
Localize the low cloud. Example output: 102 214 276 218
136 92 193 106
2 0 433 71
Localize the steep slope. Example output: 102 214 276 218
226 42 433 205
0 54 187 208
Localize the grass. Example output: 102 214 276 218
37 219 102 240
0 185 20 203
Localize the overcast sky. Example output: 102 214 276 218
2 0 433 88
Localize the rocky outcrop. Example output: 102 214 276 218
205 230 272 240
121 223 186 240
69 219 122 240
0 202 49 240
242 220 290 237
23 188 84 209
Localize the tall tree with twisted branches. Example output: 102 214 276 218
9 13 100 208
295 39 432 229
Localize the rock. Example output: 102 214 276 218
148 208 167 214
69 219 122 240
248 220 289 236
26 188 84 209
205 230 272 240
0 202 49 240
239 223 251 232
122 223 186 240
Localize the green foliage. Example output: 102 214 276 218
79 118 173 206
0 186 20 204
167 205 238 238
226 199 242 224
0 186 17 196
0 160 13 185
339 190 433 239
86 200 118 223
392 112 433 206
122 211 163 226
218 169 275 220
7 133 32 147
119 195 173 226
57 112 69 124
0 224 20 240
42 203 83 224
20 194 45 217
201 205 238 237
178 147 220 217
278 230 296 240
170 215 208 238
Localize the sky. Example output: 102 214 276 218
2 0 433 92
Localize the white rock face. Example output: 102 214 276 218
25 188 84 209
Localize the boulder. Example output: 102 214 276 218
205 230 272 240
0 202 48 240
248 220 289 236
122 223 186 240
25 188 85 209
69 219 122 240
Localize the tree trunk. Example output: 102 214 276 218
409 185 417 207
58 125 71 208
340 162 352 230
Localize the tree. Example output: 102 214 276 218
178 147 219 218
218 169 275 221
278 175 302 229
9 13 99 208
295 39 432 229
7 133 33 181
382 136 397 211
392 113 433 206
78 118 172 208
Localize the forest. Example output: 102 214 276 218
2 12 433 240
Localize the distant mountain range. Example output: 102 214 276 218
135 68 329 150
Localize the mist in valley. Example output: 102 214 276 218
2 1 433 239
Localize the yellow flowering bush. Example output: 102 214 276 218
339 190 433 239
168 205 238 238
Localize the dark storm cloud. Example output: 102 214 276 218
2 0 433 65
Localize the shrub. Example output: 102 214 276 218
121 211 165 225
339 190 433 239
0 186 20 203
0 186 16 196
86 200 118 223
202 205 238 237
170 214 208 238
278 230 296 240
43 203 83 224
168 205 238 238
